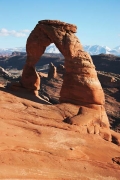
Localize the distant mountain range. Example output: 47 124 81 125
0 43 120 56
83 45 120 56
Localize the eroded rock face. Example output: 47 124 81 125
21 20 112 142
21 64 40 90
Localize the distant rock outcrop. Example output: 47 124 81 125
48 62 57 79
0 66 11 78
11 51 26 56
20 20 119 143
97 71 120 88
92 54 120 74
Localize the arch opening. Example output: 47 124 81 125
35 43 64 74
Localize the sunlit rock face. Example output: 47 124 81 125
20 20 115 142
21 20 104 104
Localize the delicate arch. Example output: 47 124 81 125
21 20 104 105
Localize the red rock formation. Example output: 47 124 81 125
48 62 57 79
21 64 40 90
20 20 114 142
21 20 104 104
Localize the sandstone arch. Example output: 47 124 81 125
21 20 104 105
21 20 116 142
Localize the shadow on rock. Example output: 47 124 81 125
0 85 51 105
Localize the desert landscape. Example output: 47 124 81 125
0 19 120 180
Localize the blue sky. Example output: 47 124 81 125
0 0 120 48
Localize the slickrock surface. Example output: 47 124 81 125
0 87 120 179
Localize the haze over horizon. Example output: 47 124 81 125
0 0 120 49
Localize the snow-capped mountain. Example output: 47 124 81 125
0 44 120 56
46 44 120 56
45 43 60 53
110 46 120 56
83 45 120 56
45 44 120 56
83 45 110 55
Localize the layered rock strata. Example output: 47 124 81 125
21 20 113 141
